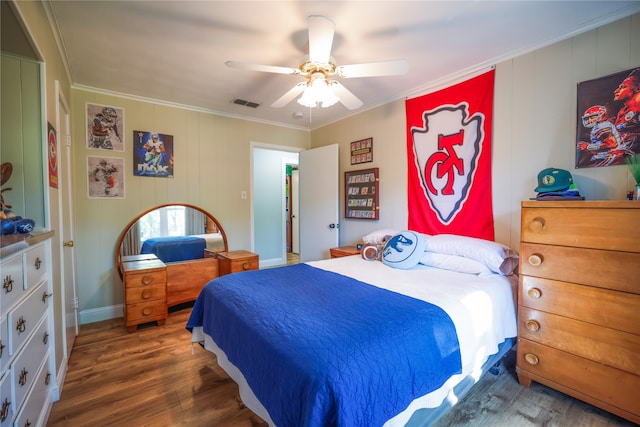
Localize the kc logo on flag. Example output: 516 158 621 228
406 70 495 240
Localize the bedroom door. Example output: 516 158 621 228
57 81 79 357
299 144 339 262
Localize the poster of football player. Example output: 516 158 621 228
133 130 174 178
87 156 125 199
86 103 124 151
576 67 640 168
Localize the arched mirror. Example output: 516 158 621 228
115 203 228 280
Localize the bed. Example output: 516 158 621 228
187 232 518 426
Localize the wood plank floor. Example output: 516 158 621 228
47 306 637 427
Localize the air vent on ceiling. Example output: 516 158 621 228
233 98 260 108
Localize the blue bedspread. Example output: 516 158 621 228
140 235 206 263
187 263 461 427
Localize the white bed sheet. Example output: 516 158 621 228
191 232 224 250
193 255 517 427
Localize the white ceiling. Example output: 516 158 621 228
45 1 640 130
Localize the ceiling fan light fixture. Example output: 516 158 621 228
297 73 339 108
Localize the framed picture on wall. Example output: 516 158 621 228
133 130 174 177
87 156 125 198
350 137 373 165
345 168 379 220
575 67 640 168
86 103 125 151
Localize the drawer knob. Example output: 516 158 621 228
528 254 543 266
1 398 10 422
43 332 49 345
34 257 42 270
242 262 249 270
42 291 52 303
19 368 28 386
527 287 542 299
141 289 152 299
3 275 13 293
141 275 153 285
525 320 541 332
528 217 545 232
45 371 51 386
16 316 26 334
142 307 152 316
0 340 4 358
524 353 539 365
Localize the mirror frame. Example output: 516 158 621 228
114 203 228 280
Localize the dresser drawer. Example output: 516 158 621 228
520 243 640 294
13 355 49 427
0 253 26 314
521 205 640 252
125 270 166 288
125 283 166 304
24 243 47 290
11 316 48 415
125 300 167 324
520 276 640 335
7 282 48 357
0 318 7 374
0 372 12 427
518 306 640 374
517 338 640 419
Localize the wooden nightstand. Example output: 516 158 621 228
121 255 168 332
216 250 259 276
330 246 360 258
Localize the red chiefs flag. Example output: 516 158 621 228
406 69 495 240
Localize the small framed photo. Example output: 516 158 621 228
87 156 125 198
350 137 373 165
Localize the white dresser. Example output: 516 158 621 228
0 234 54 427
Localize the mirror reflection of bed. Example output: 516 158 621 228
115 204 228 310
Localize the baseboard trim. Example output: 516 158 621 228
79 304 123 324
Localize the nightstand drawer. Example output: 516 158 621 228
519 276 640 335
216 251 258 276
520 243 640 294
518 306 640 373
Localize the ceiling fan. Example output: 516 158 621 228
225 15 409 110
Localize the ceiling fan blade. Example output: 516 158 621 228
225 60 300 75
271 82 306 108
329 81 363 110
308 15 335 64
337 60 409 78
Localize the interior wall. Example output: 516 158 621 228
70 89 310 320
311 13 640 251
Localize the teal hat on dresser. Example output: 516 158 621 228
535 168 573 193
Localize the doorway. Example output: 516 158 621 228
251 144 300 267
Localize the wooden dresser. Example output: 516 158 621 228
121 255 168 333
517 200 640 424
214 250 259 276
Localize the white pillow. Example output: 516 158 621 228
381 230 427 269
362 228 400 245
419 252 493 275
424 234 519 275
